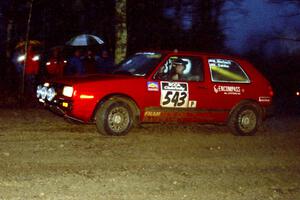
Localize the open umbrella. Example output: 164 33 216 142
66 34 104 46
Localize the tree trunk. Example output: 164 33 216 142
5 0 18 58
6 19 14 58
20 0 34 103
114 0 127 64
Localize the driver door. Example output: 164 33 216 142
142 55 210 122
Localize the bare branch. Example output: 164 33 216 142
269 36 300 42
267 0 300 16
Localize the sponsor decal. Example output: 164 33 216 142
147 81 159 91
259 96 271 102
160 81 189 108
208 59 231 68
161 82 187 91
188 100 197 108
144 111 161 117
213 85 242 95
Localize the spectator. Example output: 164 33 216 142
65 49 85 76
96 50 114 73
11 47 25 76
46 47 66 78
83 49 97 74
24 45 40 98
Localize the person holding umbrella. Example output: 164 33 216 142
65 34 105 75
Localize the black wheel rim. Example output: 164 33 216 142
107 106 130 133
238 109 257 133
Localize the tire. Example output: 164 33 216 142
228 102 262 136
95 98 133 136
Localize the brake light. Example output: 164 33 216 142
268 86 274 97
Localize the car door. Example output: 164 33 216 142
142 55 212 123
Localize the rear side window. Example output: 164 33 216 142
208 59 250 83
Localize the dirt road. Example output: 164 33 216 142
0 109 299 200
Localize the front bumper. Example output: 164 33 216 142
37 96 84 122
39 95 70 109
36 83 98 123
37 82 73 117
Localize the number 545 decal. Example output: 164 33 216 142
160 81 189 108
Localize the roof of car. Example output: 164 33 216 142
138 50 246 61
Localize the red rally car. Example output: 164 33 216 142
36 51 273 136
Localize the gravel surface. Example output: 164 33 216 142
0 108 299 200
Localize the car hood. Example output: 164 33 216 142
49 74 144 85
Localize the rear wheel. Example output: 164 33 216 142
95 99 133 136
228 103 262 136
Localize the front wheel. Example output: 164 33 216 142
95 100 133 136
228 103 262 136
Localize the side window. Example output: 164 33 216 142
154 56 204 81
208 59 250 83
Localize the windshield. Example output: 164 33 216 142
113 52 164 76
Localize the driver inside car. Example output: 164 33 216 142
171 58 188 81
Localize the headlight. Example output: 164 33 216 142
41 87 48 100
46 87 56 101
62 86 74 97
36 85 43 98
32 55 40 61
36 84 47 99
17 55 25 62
